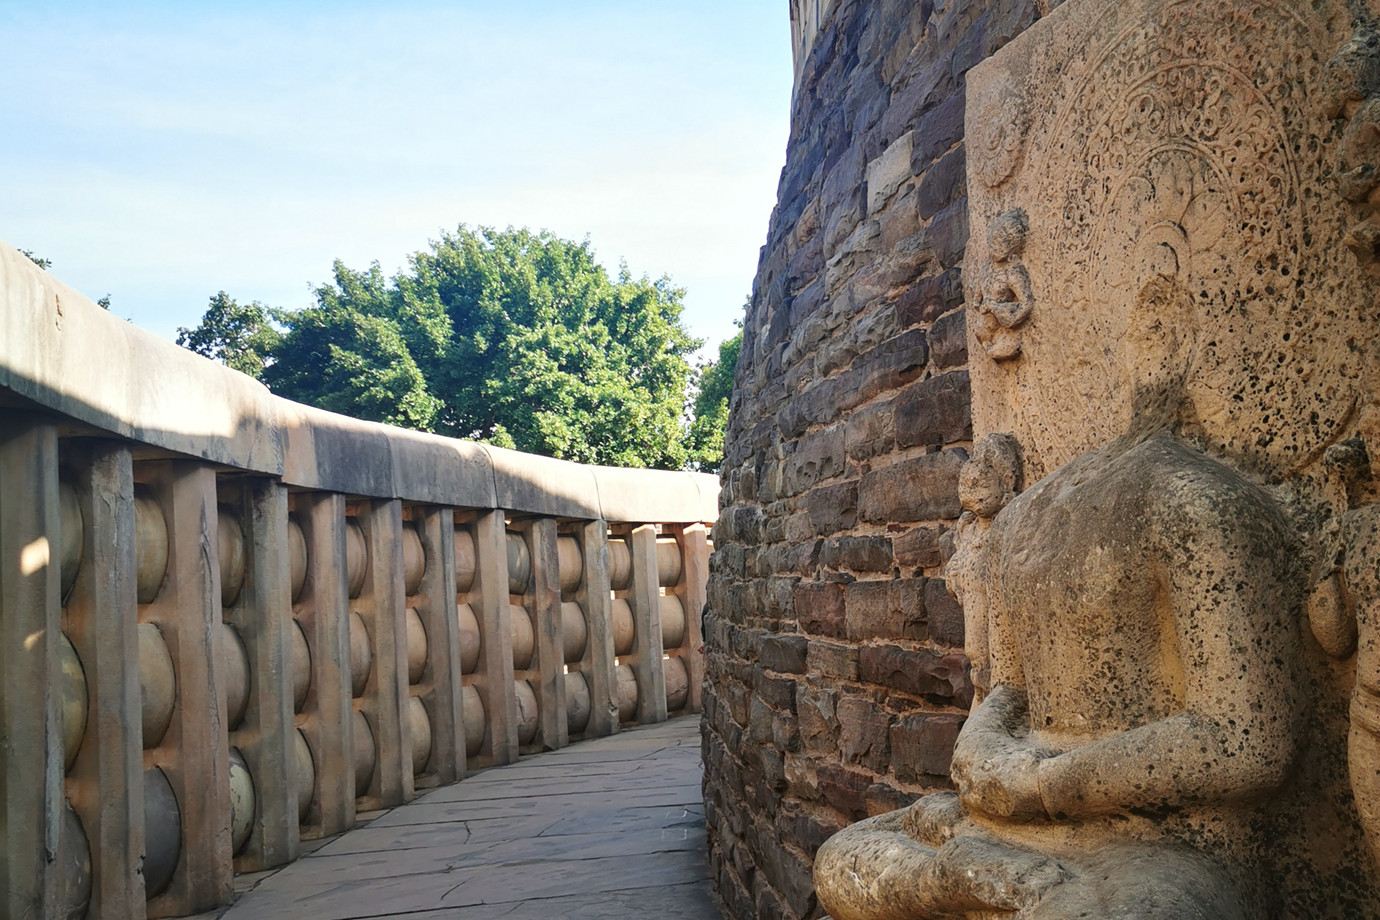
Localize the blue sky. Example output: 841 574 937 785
2 2 792 352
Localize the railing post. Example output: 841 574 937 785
0 419 65 919
527 518 567 751
674 523 709 714
412 505 465 785
576 520 617 737
353 500 413 809
293 493 354 838
628 524 668 724
61 440 144 920
220 479 298 871
138 460 233 918
473 510 518 764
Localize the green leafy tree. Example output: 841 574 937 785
263 294 441 430
685 328 741 473
389 227 701 467
19 249 51 270
176 292 281 378
16 248 110 308
177 227 706 469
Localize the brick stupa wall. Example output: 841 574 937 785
702 2 1056 917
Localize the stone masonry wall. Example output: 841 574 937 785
702 2 1054 917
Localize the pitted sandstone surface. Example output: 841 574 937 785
811 0 1380 916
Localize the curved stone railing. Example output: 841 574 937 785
0 240 718 920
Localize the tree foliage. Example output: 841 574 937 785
176 227 710 469
176 292 281 378
18 248 111 308
19 248 51 270
685 329 741 473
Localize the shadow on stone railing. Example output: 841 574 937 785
0 239 718 920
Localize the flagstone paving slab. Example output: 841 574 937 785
201 716 719 920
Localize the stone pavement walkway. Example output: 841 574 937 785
209 716 719 920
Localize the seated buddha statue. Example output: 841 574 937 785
814 272 1308 920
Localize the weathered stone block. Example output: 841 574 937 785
837 697 893 772
785 539 822 575
803 480 859 536
797 687 840 756
753 881 788 920
880 184 923 251
808 639 861 681
822 141 865 212
759 634 810 674
950 8 990 82
787 278 826 328
928 197 969 270
929 308 969 370
896 266 965 329
878 54 955 152
795 581 846 638
825 220 883 296
748 697 776 744
727 505 765 545
865 781 923 817
844 399 896 461
784 511 816 544
909 90 965 169
776 806 845 859
893 525 946 569
765 840 819 920
867 131 915 214
918 146 967 220
858 644 969 701
817 762 873 820
821 535 893 572
895 371 972 449
848 328 931 406
786 233 824 293
859 450 965 523
784 752 822 801
890 712 965 782
923 578 965 646
756 673 798 713
846 578 926 640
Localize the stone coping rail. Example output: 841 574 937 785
0 240 718 522
0 237 718 920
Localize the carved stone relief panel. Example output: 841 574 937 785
812 2 1380 918
965 0 1370 484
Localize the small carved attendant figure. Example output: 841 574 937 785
973 210 1034 361
945 433 1022 706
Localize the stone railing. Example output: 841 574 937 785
0 240 718 920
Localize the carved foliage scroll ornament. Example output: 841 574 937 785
973 209 1033 362
970 76 1029 190
1324 24 1380 268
